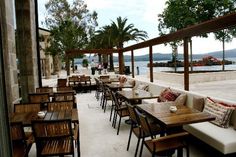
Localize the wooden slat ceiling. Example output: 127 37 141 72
66 12 236 57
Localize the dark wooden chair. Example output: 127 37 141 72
28 93 50 104
53 91 76 108
32 119 79 157
126 104 162 157
28 93 50 110
36 87 53 96
68 76 80 87
47 101 74 111
78 75 91 92
57 78 67 87
14 103 41 113
101 84 112 113
10 122 33 157
135 108 189 157
57 86 73 92
110 89 129 135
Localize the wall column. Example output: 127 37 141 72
15 0 39 102
0 0 18 156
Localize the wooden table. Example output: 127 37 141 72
137 103 215 128
10 109 79 126
106 83 133 91
117 89 159 104
100 78 120 84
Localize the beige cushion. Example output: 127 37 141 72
184 122 236 154
128 80 135 87
175 93 187 105
193 96 205 112
203 98 234 128
137 84 149 91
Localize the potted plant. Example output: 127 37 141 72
82 59 88 67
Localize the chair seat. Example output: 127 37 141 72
133 123 162 138
13 143 30 157
117 108 129 117
41 139 73 155
144 138 186 153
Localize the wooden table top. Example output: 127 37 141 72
106 83 133 89
10 109 79 126
137 103 215 128
117 89 159 101
100 78 120 83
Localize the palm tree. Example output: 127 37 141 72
110 17 148 74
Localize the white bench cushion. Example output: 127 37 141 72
184 122 236 154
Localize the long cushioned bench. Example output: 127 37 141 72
125 76 236 155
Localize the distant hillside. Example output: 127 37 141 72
113 48 236 62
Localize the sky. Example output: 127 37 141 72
38 0 236 56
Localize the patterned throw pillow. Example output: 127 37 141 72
158 88 180 102
203 98 234 128
119 76 127 84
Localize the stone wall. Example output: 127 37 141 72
1 0 20 111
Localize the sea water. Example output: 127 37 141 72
114 57 236 75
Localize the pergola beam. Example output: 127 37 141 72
123 12 236 52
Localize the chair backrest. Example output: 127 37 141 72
10 122 26 142
14 103 41 113
28 93 50 103
127 104 139 124
57 86 73 92
57 78 67 87
36 87 53 95
54 92 75 102
47 101 74 111
32 119 74 155
109 90 121 110
135 108 155 139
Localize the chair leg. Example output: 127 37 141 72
109 103 114 121
127 124 133 151
114 112 118 128
117 116 122 135
186 146 189 157
139 139 144 157
135 137 141 157
112 111 117 128
103 99 107 113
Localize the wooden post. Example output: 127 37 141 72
118 50 124 74
131 49 134 78
149 46 153 82
184 38 189 91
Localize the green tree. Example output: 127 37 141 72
90 25 116 71
110 16 148 74
213 0 236 70
159 0 236 72
158 0 196 72
44 0 97 75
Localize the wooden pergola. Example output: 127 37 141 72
66 12 236 91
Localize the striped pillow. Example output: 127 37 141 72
203 98 234 128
